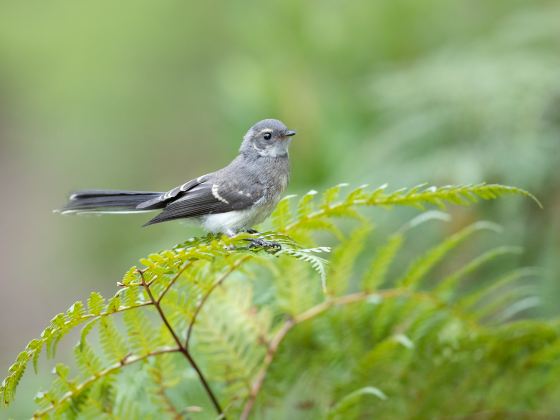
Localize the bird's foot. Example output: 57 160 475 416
246 238 282 253
245 228 259 234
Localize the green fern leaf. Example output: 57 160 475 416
397 221 501 288
87 292 105 316
195 284 269 403
106 295 121 314
123 309 159 355
366 183 542 210
435 246 523 298
0 181 546 418
297 218 345 240
74 342 104 378
344 184 369 203
273 256 320 315
1 351 29 405
328 225 372 295
279 247 330 294
458 267 541 311
121 267 139 286
120 285 148 308
28 339 43 374
362 234 404 292
322 183 349 207
475 285 538 323
271 195 296 230
328 386 387 419
79 319 99 350
362 211 451 292
297 189 318 217
99 317 129 363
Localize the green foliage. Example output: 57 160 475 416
328 386 387 419
2 183 555 419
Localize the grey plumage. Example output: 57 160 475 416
59 119 295 235
61 190 161 212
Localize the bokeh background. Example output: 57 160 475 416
1 0 559 417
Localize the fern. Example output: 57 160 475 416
278 183 540 236
328 386 387 419
2 182 554 420
327 224 372 296
397 221 501 288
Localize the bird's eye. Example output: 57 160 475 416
263 132 272 140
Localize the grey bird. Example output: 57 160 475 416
59 119 296 244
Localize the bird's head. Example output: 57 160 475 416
240 119 296 158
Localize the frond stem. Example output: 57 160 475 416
241 287 466 419
157 260 195 304
138 269 224 418
90 301 153 318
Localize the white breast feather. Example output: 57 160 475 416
201 207 264 234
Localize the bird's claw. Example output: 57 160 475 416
246 238 282 253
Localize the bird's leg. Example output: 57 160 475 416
224 228 237 238
221 229 238 250
247 238 281 253
244 229 281 253
223 229 281 253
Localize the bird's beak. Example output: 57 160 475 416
284 130 296 137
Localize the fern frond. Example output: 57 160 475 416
280 183 539 235
123 309 161 355
99 317 129 363
458 267 542 312
273 255 321 316
278 247 330 294
74 342 104 378
271 195 297 231
322 183 350 207
0 292 150 406
87 292 105 315
365 183 542 209
362 211 450 292
32 347 179 418
327 224 372 296
74 376 116 418
1 181 547 419
297 189 318 217
194 284 271 405
328 386 387 419
435 246 523 298
148 353 182 417
362 234 404 292
474 284 539 323
495 296 541 323
397 221 501 288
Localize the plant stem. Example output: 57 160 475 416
157 260 195 304
240 288 409 419
138 270 225 418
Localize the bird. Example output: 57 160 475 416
58 119 296 247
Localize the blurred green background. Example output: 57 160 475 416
1 0 559 417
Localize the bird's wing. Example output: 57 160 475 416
136 174 212 210
143 179 264 226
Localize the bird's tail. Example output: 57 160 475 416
57 190 163 214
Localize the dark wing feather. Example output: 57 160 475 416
143 182 263 226
136 174 211 210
